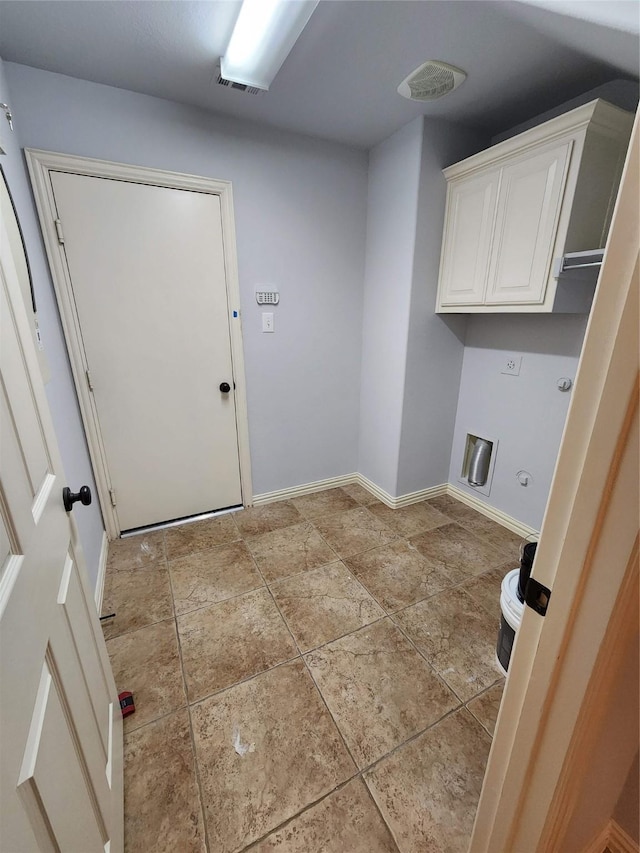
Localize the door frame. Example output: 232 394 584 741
26 148 253 540
470 111 638 849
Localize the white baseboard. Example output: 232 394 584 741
447 483 538 538
253 473 448 510
252 475 535 539
254 474 445 511
94 531 109 615
356 474 448 509
608 820 639 853
252 473 360 506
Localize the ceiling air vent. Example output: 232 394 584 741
397 61 467 101
216 74 263 96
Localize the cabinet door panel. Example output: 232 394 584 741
438 171 499 305
485 141 572 304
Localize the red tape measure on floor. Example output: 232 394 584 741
119 692 135 718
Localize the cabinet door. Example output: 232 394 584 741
438 171 499 306
485 141 572 305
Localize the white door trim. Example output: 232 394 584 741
26 149 253 539
470 111 639 850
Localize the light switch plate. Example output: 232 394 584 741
262 312 274 333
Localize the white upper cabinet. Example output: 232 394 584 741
439 170 499 305
436 100 633 313
486 141 571 305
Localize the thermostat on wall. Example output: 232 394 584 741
256 288 279 305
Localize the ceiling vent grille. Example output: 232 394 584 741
397 61 467 101
216 74 263 95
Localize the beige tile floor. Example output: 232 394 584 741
102 486 522 853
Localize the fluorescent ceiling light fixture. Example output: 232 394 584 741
221 0 319 91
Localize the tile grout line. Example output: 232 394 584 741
288 505 407 853
103 612 171 644
263 501 513 621
388 607 504 707
236 688 483 851
464 675 506 705
359 780 404 853
238 700 472 853
387 609 469 705
186 652 310 711
359 703 470 779
233 528 387 851
169 579 269 622
112 543 506 713
325 522 508 706
167 563 214 853
107 498 511 640
235 531 401 853
285 493 402 559
121 701 189 738
384 556 516 620
116 600 502 737
106 520 506 705
248 502 448 852
464 677 506 739
247 544 363 768
265 557 346 590
238 775 362 852
247 536 368 802
353 534 507 703
294 612 388 656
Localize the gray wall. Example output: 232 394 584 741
0 59 104 586
396 118 488 495
358 118 423 495
492 79 638 144
358 116 487 498
448 314 587 529
4 62 369 507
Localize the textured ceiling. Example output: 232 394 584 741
0 0 637 148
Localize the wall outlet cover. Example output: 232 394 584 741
501 355 522 376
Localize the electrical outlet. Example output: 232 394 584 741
501 355 522 376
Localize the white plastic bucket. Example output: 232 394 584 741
496 568 524 675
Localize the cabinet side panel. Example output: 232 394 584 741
563 127 632 252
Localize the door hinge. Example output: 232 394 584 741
54 218 65 245
524 577 552 617
109 488 117 507
85 369 94 392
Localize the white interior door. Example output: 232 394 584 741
0 205 123 851
50 172 243 531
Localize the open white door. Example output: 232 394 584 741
471 112 639 850
0 188 123 849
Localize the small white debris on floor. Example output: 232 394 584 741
232 728 255 757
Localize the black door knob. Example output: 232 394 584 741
219 382 231 393
63 485 92 512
